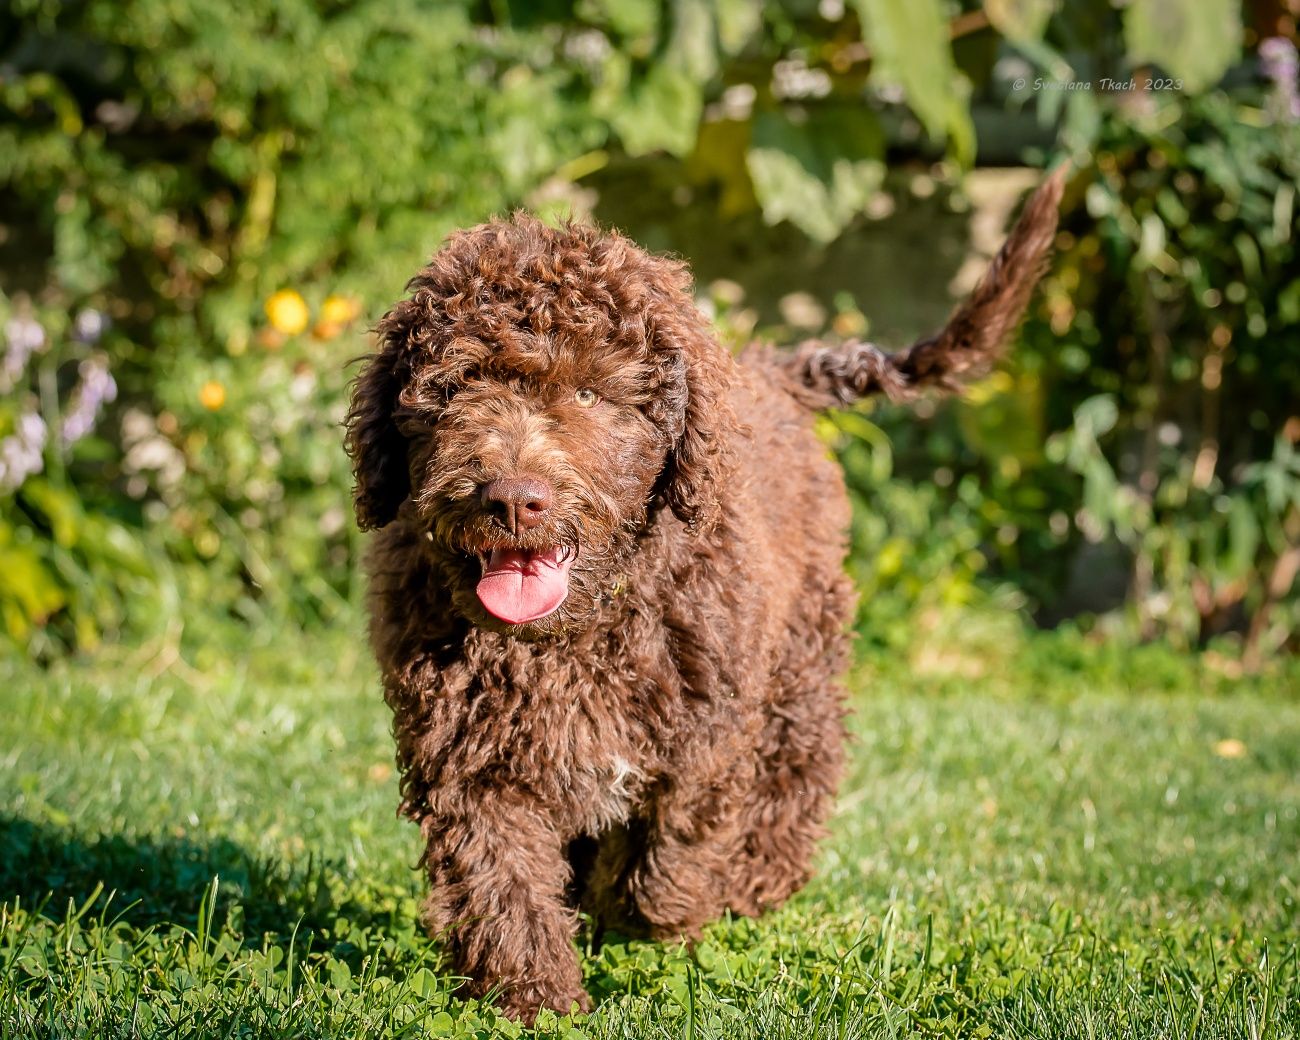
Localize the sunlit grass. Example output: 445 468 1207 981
2 623 1298 1038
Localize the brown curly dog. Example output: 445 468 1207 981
344 169 1065 1023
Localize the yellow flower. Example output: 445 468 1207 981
1213 738 1247 759
265 289 310 336
199 381 226 410
320 294 362 326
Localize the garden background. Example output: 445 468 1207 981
3 0 1300 1037
2 0 1299 664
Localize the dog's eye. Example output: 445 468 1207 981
574 388 600 408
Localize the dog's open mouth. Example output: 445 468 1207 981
475 545 576 625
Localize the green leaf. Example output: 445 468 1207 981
610 64 702 158
715 0 762 54
1124 0 1241 93
1226 496 1260 579
666 0 717 82
1074 394 1119 442
0 544 66 624
19 479 80 548
577 0 659 50
849 0 975 164
820 411 893 484
746 107 885 242
984 0 1056 44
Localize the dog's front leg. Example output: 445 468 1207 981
419 796 590 1024
626 765 755 941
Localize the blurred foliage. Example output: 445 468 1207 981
1031 84 1300 664
1 0 1297 664
825 82 1300 662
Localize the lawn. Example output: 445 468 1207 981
2 624 1298 1039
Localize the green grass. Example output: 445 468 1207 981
2 623 1298 1039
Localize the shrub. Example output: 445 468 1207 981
2 0 1295 662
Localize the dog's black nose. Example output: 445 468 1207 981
481 476 554 535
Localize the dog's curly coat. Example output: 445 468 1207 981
344 169 1065 1023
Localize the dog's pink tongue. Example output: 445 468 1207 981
476 547 574 624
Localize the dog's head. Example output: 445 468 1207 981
344 215 735 638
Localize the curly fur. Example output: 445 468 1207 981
344 171 1063 1023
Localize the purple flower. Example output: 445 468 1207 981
1260 37 1300 121
0 410 48 491
1261 37 1298 82
2 315 46 390
60 356 118 447
73 308 109 345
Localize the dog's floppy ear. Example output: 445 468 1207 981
652 290 738 533
344 304 414 531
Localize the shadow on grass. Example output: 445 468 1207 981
0 815 409 952
1 814 731 1010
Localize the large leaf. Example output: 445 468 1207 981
1124 0 1240 93
715 0 763 55
746 107 885 242
667 0 717 82
849 0 975 164
610 64 703 158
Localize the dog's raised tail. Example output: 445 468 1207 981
784 164 1067 408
